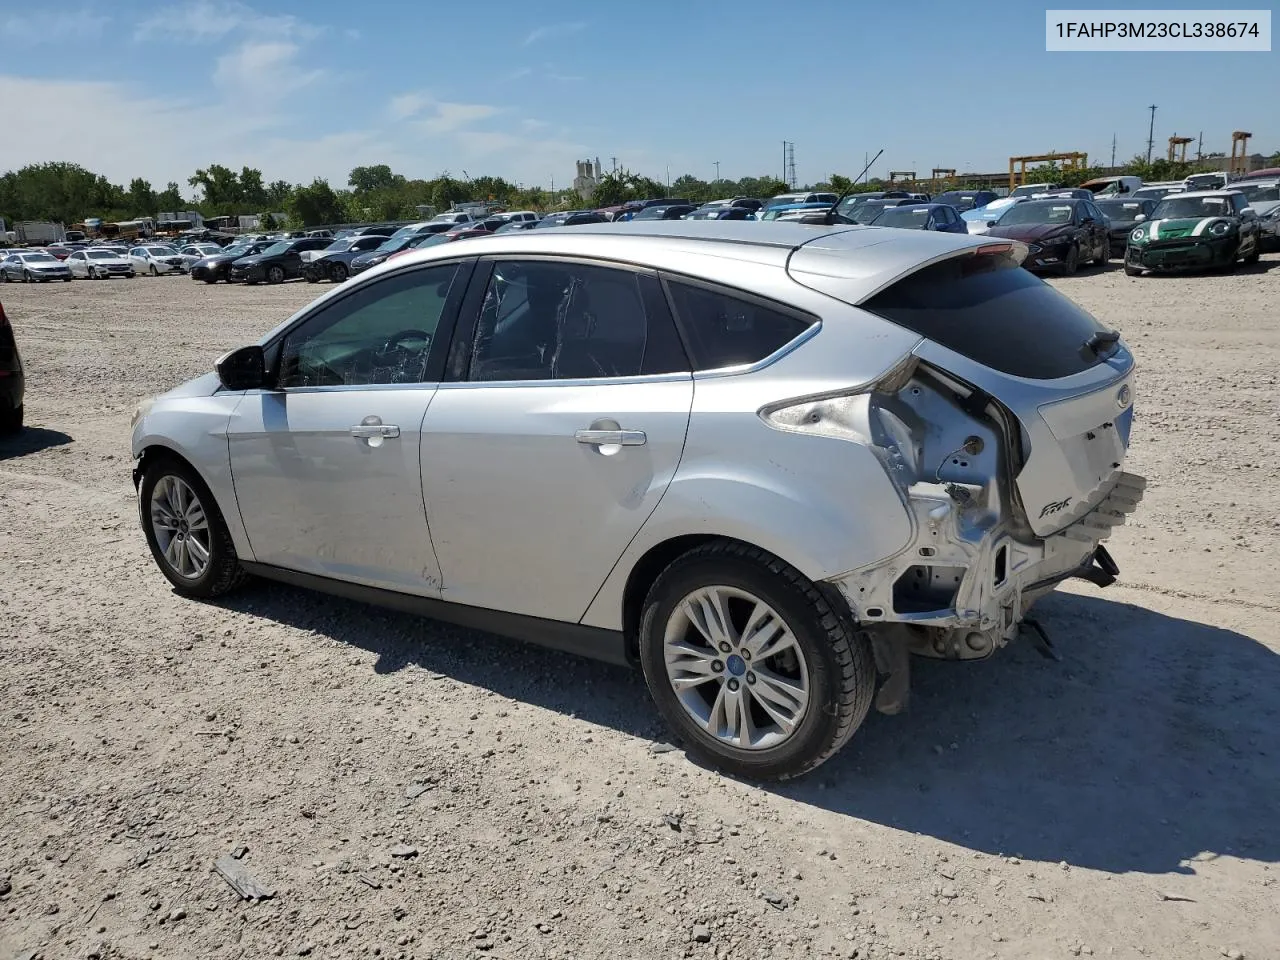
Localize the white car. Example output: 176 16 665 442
66 249 135 279
129 245 187 276
963 196 1026 234
178 244 224 270
430 212 475 225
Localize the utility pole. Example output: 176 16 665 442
666 165 670 191
1196 131 1204 164
713 160 720 182
1111 133 1117 169
1145 105 1157 165
610 157 617 174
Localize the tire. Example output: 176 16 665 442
62 277 71 282
22 270 31 283
0 403 22 435
1093 236 1108 265
1243 238 1261 264
266 264 285 285
638 540 876 781
329 262 348 283
1124 261 1142 277
149 264 158 277
203 278 217 284
139 455 247 599
87 267 96 280
1059 244 1080 276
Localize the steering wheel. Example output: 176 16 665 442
375 329 432 362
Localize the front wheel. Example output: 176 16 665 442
22 270 31 283
1243 238 1261 264
0 403 22 434
149 264 158 277
638 540 875 781
329 262 349 283
266 264 285 284
1093 237 1108 265
1059 244 1080 276
139 457 247 598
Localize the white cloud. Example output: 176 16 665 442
213 41 325 99
1 9 110 44
134 0 319 43
522 21 585 46
387 92 502 133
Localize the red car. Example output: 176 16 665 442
44 245 73 260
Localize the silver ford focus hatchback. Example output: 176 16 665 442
131 221 1144 780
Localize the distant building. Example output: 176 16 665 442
574 157 602 202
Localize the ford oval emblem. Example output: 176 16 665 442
1117 385 1132 408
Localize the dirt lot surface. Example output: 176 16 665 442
2 258 1278 960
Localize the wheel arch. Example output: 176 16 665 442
133 438 255 561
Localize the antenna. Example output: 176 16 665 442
814 148 884 225
1145 105 1157 165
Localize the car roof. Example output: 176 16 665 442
1171 190 1241 200
375 220 997 306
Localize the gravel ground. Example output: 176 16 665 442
2 260 1278 960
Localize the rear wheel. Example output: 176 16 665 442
139 456 246 598
638 540 875 781
329 262 349 283
266 264 285 285
149 264 158 277
1093 236 1108 265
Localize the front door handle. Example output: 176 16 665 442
575 428 646 446
350 424 400 439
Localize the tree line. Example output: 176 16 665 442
3 151 1276 230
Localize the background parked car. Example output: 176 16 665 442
1132 182 1184 203
932 190 998 212
870 203 967 233
1125 190 1262 275
1 251 72 282
190 240 274 283
66 249 135 279
178 244 224 270
349 232 458 276
1229 179 1280 250
963 196 1028 234
631 204 698 221
682 206 757 220
129 245 186 276
230 237 332 285
494 220 539 233
536 211 609 227
985 198 1110 274
760 191 838 215
758 202 833 222
302 234 393 283
1096 198 1158 257
849 198 925 225
0 298 23 433
44 245 74 261
1010 182 1060 198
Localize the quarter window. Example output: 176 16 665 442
278 263 461 388
665 280 815 371
467 261 682 382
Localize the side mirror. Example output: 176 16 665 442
216 344 266 391
986 219 998 227
1134 213 1146 222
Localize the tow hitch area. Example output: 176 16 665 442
1073 544 1120 589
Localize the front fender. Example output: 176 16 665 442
131 390 252 560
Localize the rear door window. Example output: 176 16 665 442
665 279 816 371
861 253 1112 380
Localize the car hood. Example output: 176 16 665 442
163 371 224 400
232 254 273 267
350 251 389 266
1105 217 1144 231
27 261 69 268
985 223 1077 243
86 257 131 266
1142 217 1234 241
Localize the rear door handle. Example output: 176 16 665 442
350 424 400 438
575 429 646 446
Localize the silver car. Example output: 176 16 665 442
66 249 136 279
130 222 1145 780
1 251 72 282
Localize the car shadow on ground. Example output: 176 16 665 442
0 426 73 460
775 591 1280 876
217 583 1279 876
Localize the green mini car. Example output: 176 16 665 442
1125 190 1262 276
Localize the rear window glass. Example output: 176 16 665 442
666 280 815 370
862 254 1111 380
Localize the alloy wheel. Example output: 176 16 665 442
149 475 212 580
662 585 810 751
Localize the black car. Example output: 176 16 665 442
682 206 757 220
849 198 925 225
349 232 451 276
984 198 1111 274
302 234 393 283
632 204 698 221
190 241 274 283
0 298 23 433
229 237 332 284
1096 198 1158 257
535 211 609 227
933 190 999 213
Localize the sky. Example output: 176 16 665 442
1 0 1275 198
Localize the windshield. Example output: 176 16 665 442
1231 183 1280 202
416 234 452 247
683 209 722 220
633 207 671 220
259 241 292 257
87 250 119 259
222 244 253 257
763 195 804 209
377 236 413 253
1010 184 1055 198
1153 195 1234 219
389 225 424 240
23 253 57 262
852 200 895 224
534 217 564 228
1096 200 1152 219
997 201 1075 225
323 238 355 252
873 206 932 228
